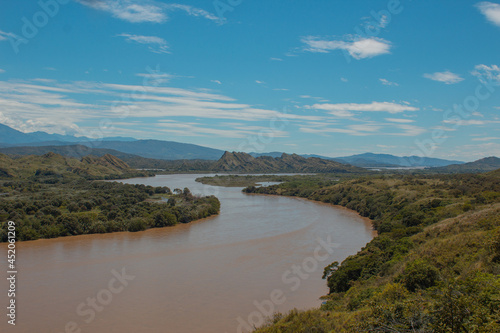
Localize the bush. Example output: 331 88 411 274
397 259 439 292
127 218 147 232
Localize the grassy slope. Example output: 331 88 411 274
244 171 500 332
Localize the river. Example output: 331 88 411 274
0 174 375 333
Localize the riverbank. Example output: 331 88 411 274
242 172 500 332
0 180 220 242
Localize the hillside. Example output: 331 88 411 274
212 151 366 173
75 140 225 160
431 156 500 173
0 152 150 180
242 172 500 332
0 153 220 241
0 144 140 160
0 145 217 171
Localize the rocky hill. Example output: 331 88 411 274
212 151 365 173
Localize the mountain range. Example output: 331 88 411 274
429 156 500 173
0 123 479 168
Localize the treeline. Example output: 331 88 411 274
0 180 220 242
245 172 500 332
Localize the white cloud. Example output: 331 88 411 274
0 79 322 138
379 78 399 86
432 125 457 132
453 142 500 159
0 69 5 74
270 58 283 61
423 71 464 84
385 118 415 123
308 102 419 115
77 0 167 23
476 2 500 27
211 80 222 85
471 64 500 84
136 72 173 85
301 36 391 59
443 119 486 126
157 120 288 138
117 34 169 54
392 124 426 136
77 1 218 24
471 136 500 141
164 4 219 22
0 30 15 42
299 121 424 137
340 77 348 82
255 80 265 84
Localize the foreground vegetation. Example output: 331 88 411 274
0 153 220 241
205 172 500 332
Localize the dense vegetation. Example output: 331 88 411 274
0 153 220 242
196 174 348 187
225 171 500 332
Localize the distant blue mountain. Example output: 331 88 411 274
0 123 136 144
254 152 465 168
0 123 224 160
0 123 467 164
330 153 464 168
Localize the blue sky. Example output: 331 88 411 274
1 0 500 161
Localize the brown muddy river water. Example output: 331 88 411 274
0 174 375 333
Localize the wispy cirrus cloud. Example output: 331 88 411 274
443 119 487 126
307 102 419 117
135 72 173 85
471 64 500 84
379 78 399 86
301 36 391 59
471 136 500 141
385 118 415 123
117 34 169 53
76 0 219 24
299 121 424 137
0 79 321 139
423 71 464 84
164 4 219 21
0 30 16 42
476 2 500 27
77 0 167 23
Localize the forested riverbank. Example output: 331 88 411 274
205 172 500 332
0 153 220 241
